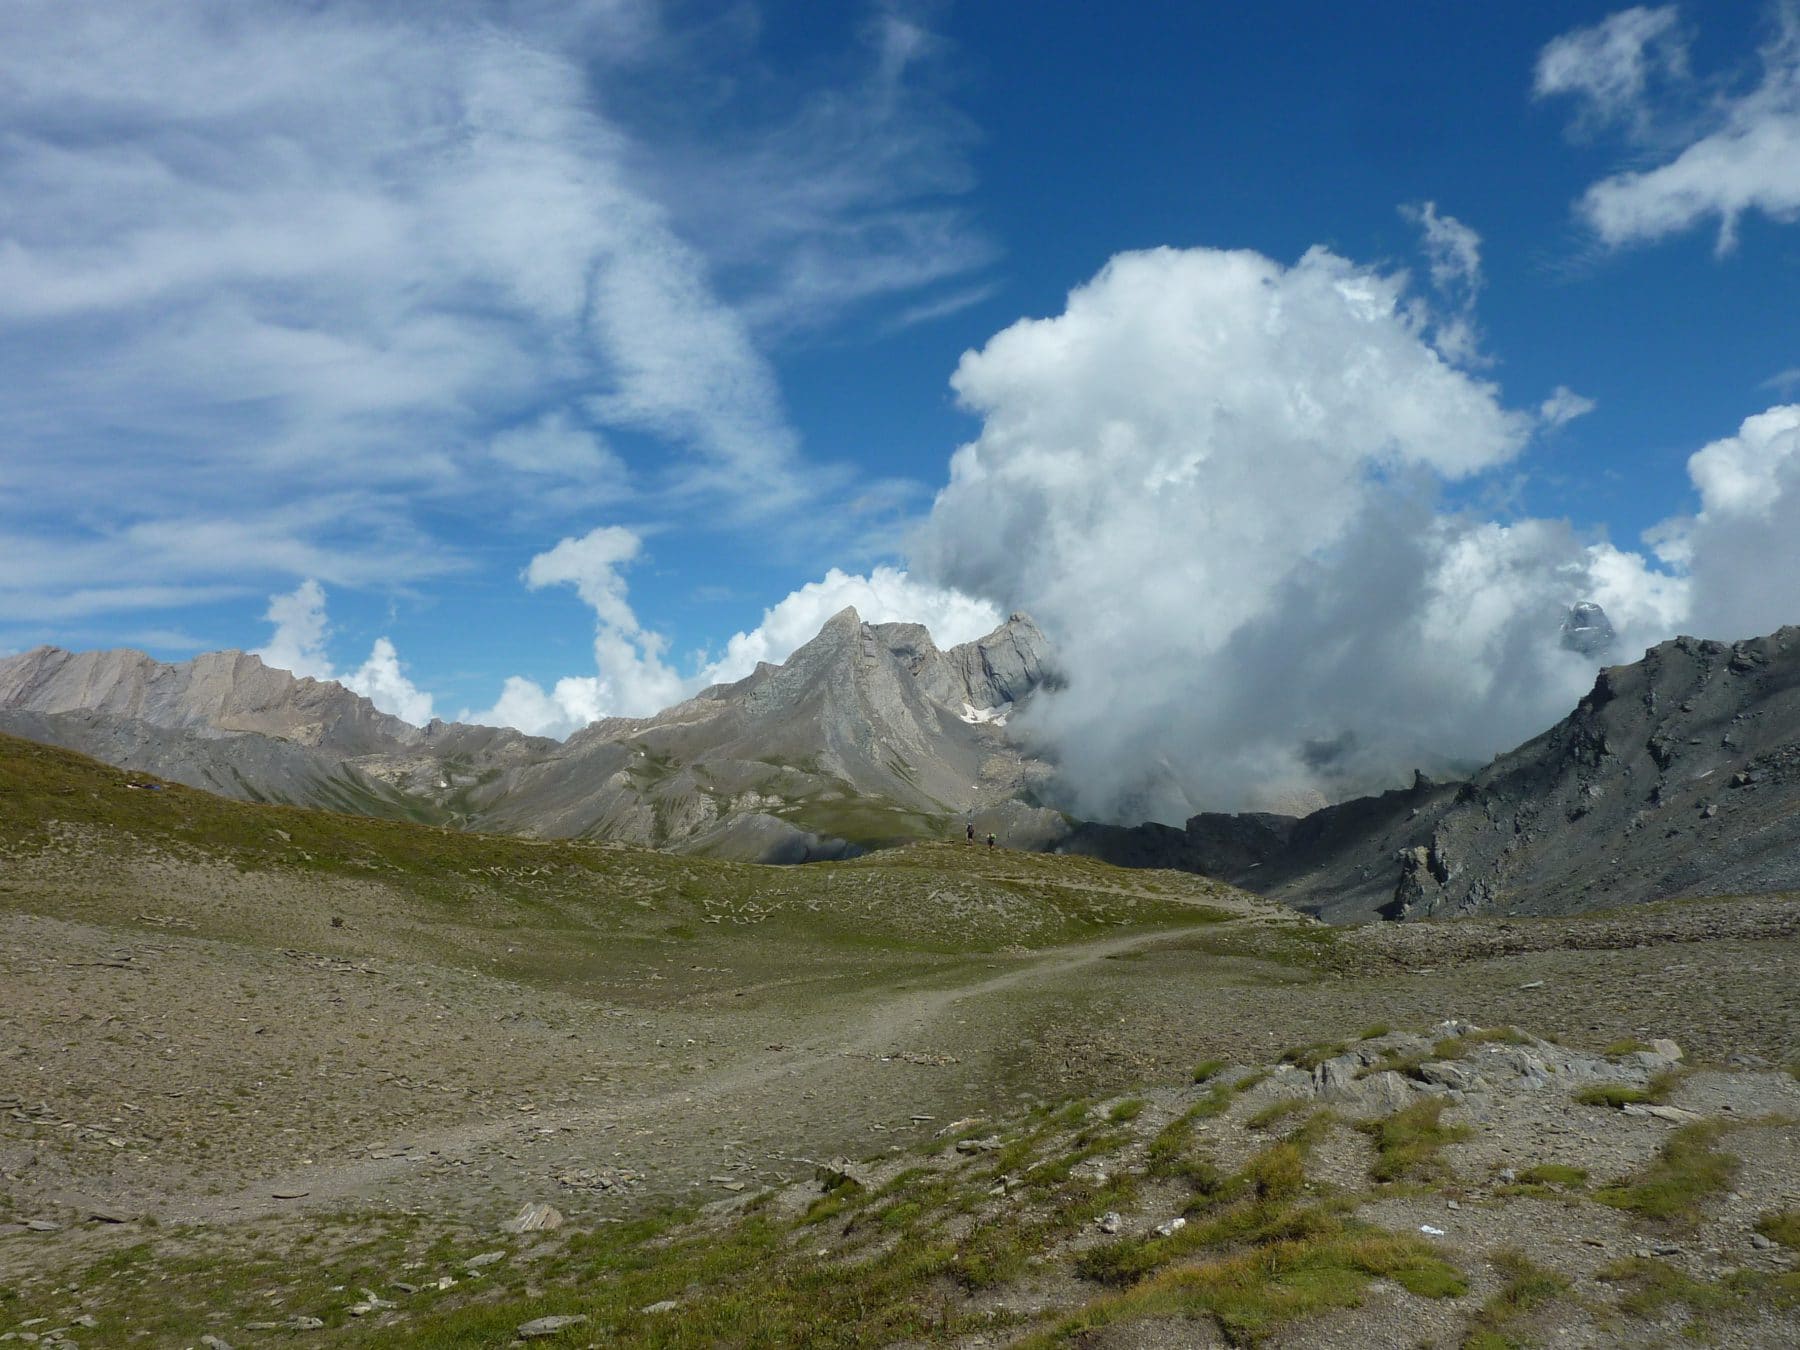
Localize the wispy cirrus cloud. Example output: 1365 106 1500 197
0 0 991 630
1400 201 1486 365
1534 5 1689 136
1539 5 1800 253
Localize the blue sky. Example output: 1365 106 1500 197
4 2 1799 814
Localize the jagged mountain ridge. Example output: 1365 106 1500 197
0 608 1057 859
1066 625 1800 920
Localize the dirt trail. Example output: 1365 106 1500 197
173 920 1221 1226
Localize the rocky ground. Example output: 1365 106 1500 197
1069 626 1800 927
0 739 1796 1345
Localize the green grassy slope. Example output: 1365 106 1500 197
0 731 1237 965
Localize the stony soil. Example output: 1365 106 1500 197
0 750 1796 1345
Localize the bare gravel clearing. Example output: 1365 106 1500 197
1 740 1796 1345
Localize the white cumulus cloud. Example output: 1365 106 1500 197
342 638 437 727
252 579 333 680
913 244 1682 822
1651 404 1800 637
699 566 1002 686
463 526 686 736
464 542 1004 738
252 580 436 725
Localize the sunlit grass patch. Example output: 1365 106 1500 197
1056 1221 1463 1347
1598 1255 1736 1318
1359 1099 1471 1183
1520 1163 1587 1188
1108 1098 1145 1123
1187 1080 1237 1120
1463 1249 1569 1349
1575 1069 1682 1109
1595 1120 1738 1224
1755 1209 1800 1248
1246 1097 1309 1130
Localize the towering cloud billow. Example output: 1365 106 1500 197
464 526 687 738
1652 404 1800 640
914 245 1685 822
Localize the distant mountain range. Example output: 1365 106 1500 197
10 610 1800 923
1065 626 1800 921
0 608 1059 860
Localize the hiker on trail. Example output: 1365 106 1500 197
967 821 975 842
986 832 996 850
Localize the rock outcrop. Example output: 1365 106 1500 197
1067 626 1800 921
0 646 422 753
0 609 1057 860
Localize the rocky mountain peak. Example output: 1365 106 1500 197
0 643 429 756
1560 600 1615 658
0 604 1063 861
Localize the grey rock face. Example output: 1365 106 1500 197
518 1314 587 1338
1560 601 1616 658
0 645 418 753
872 611 1051 715
1069 623 1800 922
0 608 1057 862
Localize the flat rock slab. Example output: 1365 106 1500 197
501 1201 564 1233
519 1314 588 1338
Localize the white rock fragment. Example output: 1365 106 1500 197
501 1201 564 1233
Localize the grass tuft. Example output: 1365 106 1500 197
1576 1068 1682 1109
1756 1209 1800 1248
1246 1097 1309 1130
1061 1219 1463 1346
1598 1255 1736 1318
1595 1120 1738 1224
1464 1249 1570 1347
1279 1041 1347 1071
1246 1142 1307 1202
1232 1069 1271 1095
1358 1099 1471 1183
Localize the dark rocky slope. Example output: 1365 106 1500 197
1067 626 1800 921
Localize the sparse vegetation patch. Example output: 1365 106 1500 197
1595 1120 1740 1224
1359 1098 1472 1183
